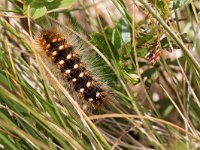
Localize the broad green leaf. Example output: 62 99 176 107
24 0 77 19
31 6 47 19
90 33 119 60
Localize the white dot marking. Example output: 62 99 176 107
74 64 78 69
89 98 93 102
86 82 91 87
79 72 84 77
59 45 64 50
80 88 84 93
52 51 57 56
58 60 65 65
67 54 72 59
65 69 71 74
96 92 100 97
72 78 77 82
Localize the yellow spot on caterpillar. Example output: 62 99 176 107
57 38 62 42
46 44 50 49
52 38 57 43
42 40 46 46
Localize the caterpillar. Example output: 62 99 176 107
35 24 110 108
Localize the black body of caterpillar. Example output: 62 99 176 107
37 29 107 106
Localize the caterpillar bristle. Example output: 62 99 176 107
36 28 109 108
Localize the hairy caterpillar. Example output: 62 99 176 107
35 23 112 108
